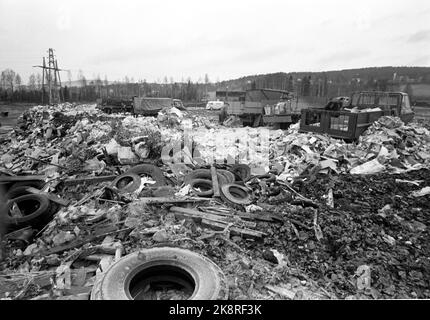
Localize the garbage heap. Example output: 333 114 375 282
0 104 167 176
269 117 430 181
0 104 429 301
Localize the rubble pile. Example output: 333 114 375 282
271 117 430 180
0 103 429 300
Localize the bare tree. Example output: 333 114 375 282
104 75 109 86
28 74 37 90
1 69 16 91
14 74 22 90
36 73 42 90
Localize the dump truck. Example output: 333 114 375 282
96 97 135 114
220 88 301 128
97 97 185 116
300 91 414 141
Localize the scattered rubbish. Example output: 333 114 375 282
411 187 430 197
0 103 429 300
356 265 371 291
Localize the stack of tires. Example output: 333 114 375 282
2 180 55 233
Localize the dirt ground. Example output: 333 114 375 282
0 103 35 128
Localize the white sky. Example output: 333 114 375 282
1 0 429 83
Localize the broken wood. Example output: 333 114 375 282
201 218 266 239
138 197 211 204
288 218 312 230
38 227 132 257
200 207 282 223
170 206 253 225
0 175 45 183
25 187 70 206
277 180 319 207
62 175 117 186
24 155 68 170
211 166 220 197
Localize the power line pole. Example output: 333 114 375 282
33 48 67 105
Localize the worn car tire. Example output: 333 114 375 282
188 179 213 197
5 186 34 200
217 170 235 184
111 173 141 194
126 164 167 187
229 164 251 181
91 247 228 300
184 169 227 186
5 194 51 231
220 184 252 208
11 180 45 190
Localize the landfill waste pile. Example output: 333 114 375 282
0 103 429 300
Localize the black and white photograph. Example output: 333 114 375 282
0 0 429 306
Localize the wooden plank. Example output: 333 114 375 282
171 206 258 228
171 206 264 237
170 206 229 222
201 218 265 239
210 166 220 197
62 175 117 186
139 197 211 204
0 175 45 183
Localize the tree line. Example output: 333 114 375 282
2 66 430 104
0 69 217 104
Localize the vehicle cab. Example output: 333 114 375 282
345 91 414 123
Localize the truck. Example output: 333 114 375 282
299 91 414 141
97 97 185 116
220 88 301 128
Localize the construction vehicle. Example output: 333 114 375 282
96 97 134 114
97 97 185 116
300 91 414 141
219 88 300 128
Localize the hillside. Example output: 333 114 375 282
215 66 430 91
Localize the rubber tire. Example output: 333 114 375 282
126 164 167 187
188 179 213 197
220 184 252 209
255 173 276 183
229 164 251 181
11 180 45 190
184 169 227 186
90 247 228 300
5 194 51 231
111 173 141 194
217 170 235 184
5 186 33 200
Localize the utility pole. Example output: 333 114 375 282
33 48 67 105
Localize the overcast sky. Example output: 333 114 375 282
1 0 429 83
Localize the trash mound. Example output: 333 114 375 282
0 104 166 176
270 168 429 299
1 104 429 300
271 117 430 181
